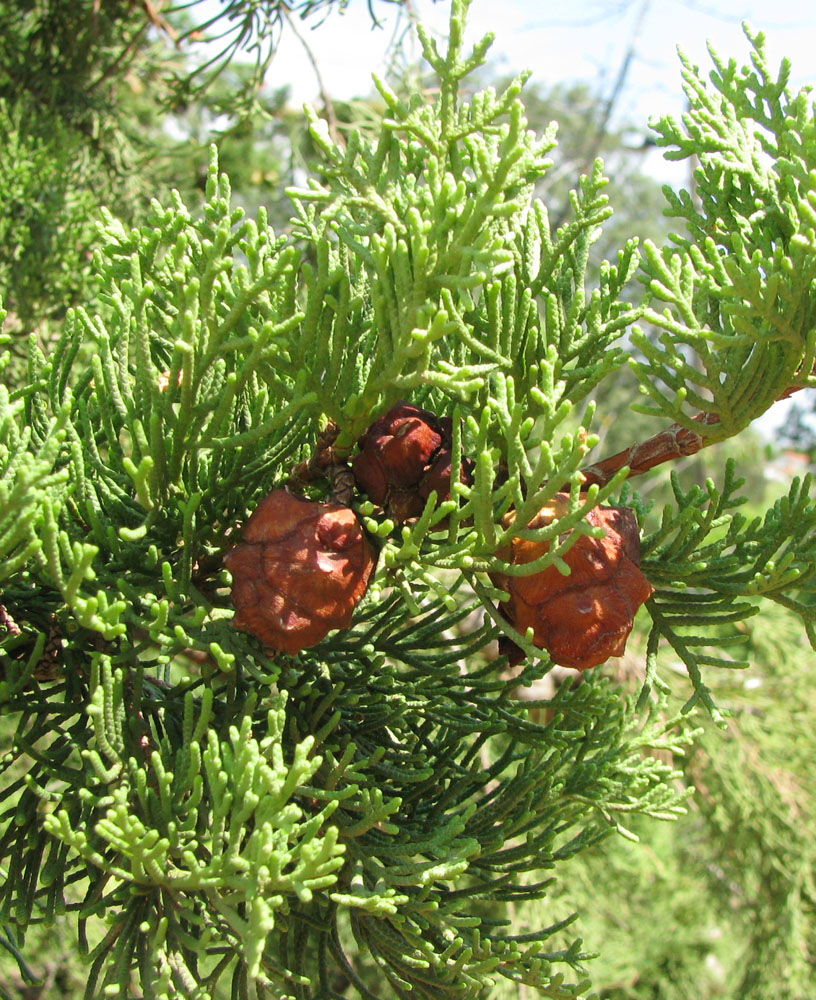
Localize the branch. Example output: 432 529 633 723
553 0 651 229
581 382 806 489
585 0 651 172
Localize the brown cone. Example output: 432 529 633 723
491 494 654 670
225 489 375 653
353 402 472 522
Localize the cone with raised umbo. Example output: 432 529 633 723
225 489 375 654
352 401 473 522
491 494 654 670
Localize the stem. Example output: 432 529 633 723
581 382 805 488
581 412 720 488
0 602 22 637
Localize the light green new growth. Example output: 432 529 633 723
43 681 348 992
1 2 816 997
632 24 816 437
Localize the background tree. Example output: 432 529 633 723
0 0 402 358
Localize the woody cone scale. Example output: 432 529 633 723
491 494 654 670
225 489 375 653
352 401 473 522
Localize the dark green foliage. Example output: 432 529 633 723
0 0 168 352
637 463 816 718
0 89 685 1000
164 0 407 116
534 604 816 1000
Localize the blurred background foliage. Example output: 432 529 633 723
1 1 815 997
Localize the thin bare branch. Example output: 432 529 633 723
581 381 809 489
282 2 344 147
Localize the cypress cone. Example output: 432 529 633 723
225 489 375 653
492 494 654 670
353 401 473 522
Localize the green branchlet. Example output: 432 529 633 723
41 686 349 990
632 25 816 438
639 461 816 719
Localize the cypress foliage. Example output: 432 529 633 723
1 3 815 996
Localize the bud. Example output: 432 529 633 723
491 495 654 670
353 402 472 522
224 489 375 654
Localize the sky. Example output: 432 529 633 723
269 0 816 132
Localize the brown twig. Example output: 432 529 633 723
580 381 807 489
142 0 178 40
581 411 720 488
0 602 22 638
288 421 341 487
